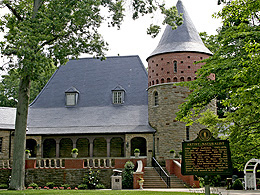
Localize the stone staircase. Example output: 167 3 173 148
143 167 188 189
143 167 167 188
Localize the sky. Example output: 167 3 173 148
0 0 223 76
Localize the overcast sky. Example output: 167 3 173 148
0 0 223 76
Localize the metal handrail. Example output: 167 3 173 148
152 157 170 188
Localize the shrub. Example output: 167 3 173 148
61 184 70 189
122 161 134 189
233 179 243 190
96 184 105 189
134 148 140 153
78 184 88 189
170 149 175 154
0 184 8 189
83 169 101 189
28 183 38 189
46 182 55 189
71 148 78 154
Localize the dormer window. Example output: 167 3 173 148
112 85 125 104
65 87 79 106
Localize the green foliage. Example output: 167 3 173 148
95 183 105 189
83 169 101 189
61 184 70 189
232 179 243 190
134 148 140 153
77 184 88 190
45 182 55 189
28 183 38 189
71 148 78 154
25 149 30 154
170 149 175 154
199 175 222 187
176 0 260 170
122 161 134 189
0 184 8 189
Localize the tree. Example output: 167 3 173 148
176 0 260 170
0 0 183 190
0 66 57 107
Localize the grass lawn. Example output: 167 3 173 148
0 190 213 195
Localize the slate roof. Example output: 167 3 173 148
27 55 155 135
0 107 16 130
147 0 212 60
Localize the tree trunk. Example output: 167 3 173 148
9 75 31 190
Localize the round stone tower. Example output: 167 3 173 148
147 0 213 160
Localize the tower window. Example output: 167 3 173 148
174 61 177 73
152 81 154 85
188 66 190 69
187 56 190 58
167 78 171 83
161 78 164 83
156 64 158 66
173 77 177 82
161 68 163 71
154 91 159 106
156 79 159 84
113 91 124 104
0 137 2 152
180 77 184 82
186 126 190 140
187 77 191 81
161 58 163 61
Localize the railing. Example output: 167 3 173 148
0 158 116 169
152 157 171 188
0 159 12 169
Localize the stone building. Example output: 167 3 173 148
0 0 214 188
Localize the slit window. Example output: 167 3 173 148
0 137 2 152
174 61 177 73
154 91 159 106
186 126 190 140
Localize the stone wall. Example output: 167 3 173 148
0 168 113 188
148 84 206 161
0 130 13 159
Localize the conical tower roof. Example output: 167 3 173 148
147 0 212 60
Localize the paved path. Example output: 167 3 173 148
143 187 260 195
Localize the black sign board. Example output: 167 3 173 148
181 129 232 176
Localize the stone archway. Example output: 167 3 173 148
131 137 147 156
76 138 89 157
43 139 56 158
93 137 106 157
110 137 124 157
59 138 73 158
26 139 37 157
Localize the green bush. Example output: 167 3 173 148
0 184 8 189
83 168 101 189
46 182 55 189
233 179 243 190
61 184 70 188
78 184 88 189
96 183 105 189
122 161 134 189
28 183 38 189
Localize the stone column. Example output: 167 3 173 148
106 138 111 157
55 139 61 158
89 138 94 157
72 138 77 149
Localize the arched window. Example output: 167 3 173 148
180 77 184 82
131 137 147 156
156 79 159 84
161 78 164 83
154 91 159 106
187 77 191 81
152 80 154 85
173 77 178 82
167 78 171 83
174 61 177 73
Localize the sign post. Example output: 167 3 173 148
181 129 232 195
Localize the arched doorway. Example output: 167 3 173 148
93 137 106 157
110 137 124 157
59 138 73 158
26 139 37 157
131 137 147 156
77 138 89 157
43 139 56 158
